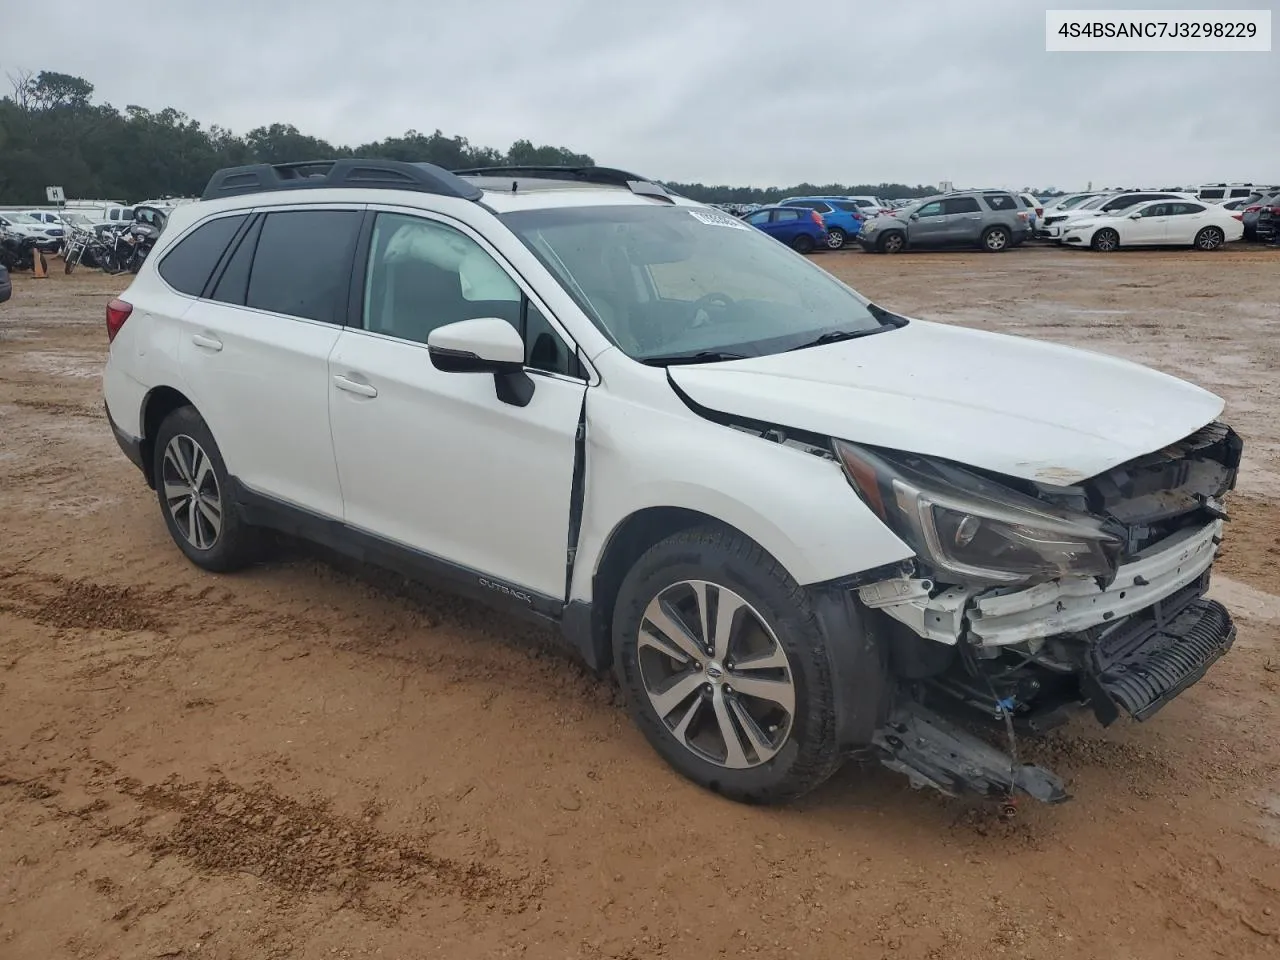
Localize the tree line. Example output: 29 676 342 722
3 69 1031 207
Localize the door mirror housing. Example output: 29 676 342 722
909 213 920 220
1129 212 1143 220
427 316 534 407
428 317 524 373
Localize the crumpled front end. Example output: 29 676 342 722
862 422 1242 803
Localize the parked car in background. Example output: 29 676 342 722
1060 199 1243 252
1252 194 1280 242
744 205 829 252
859 190 1029 253
779 197 866 249
1240 192 1280 241
1044 191 1193 240
0 212 65 251
1018 193 1042 232
0 263 11 304
843 195 891 217
1196 183 1277 204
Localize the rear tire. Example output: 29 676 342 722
981 226 1010 252
791 234 816 254
1194 226 1224 251
152 406 261 573
825 228 846 250
612 526 854 804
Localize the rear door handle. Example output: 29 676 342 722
333 375 377 398
191 333 223 351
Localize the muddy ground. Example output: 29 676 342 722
2 246 1278 960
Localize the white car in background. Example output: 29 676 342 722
1044 191 1194 240
843 195 890 217
1060 198 1243 251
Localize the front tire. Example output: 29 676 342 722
791 234 816 254
878 231 906 254
1194 226 1224 251
1091 228 1120 252
612 526 850 804
152 406 260 572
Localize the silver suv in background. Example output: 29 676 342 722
858 190 1030 253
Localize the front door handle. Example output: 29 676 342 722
333 375 377 398
191 333 223 351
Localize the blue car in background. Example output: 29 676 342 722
778 196 868 249
743 205 829 253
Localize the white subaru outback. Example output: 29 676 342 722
102 160 1241 806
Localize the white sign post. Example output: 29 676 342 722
46 185 65 206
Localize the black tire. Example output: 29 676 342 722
612 525 856 804
791 233 816 254
1194 226 1224 251
152 406 260 572
1090 228 1120 252
825 227 847 250
878 231 906 254
64 255 76 275
980 226 1010 252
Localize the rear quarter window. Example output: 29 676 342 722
245 210 361 323
982 194 1018 211
157 215 249 296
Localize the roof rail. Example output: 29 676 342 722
200 159 483 202
452 165 675 203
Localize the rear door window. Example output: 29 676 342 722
1199 189 1225 200
157 214 249 296
773 209 803 222
943 197 980 215
246 210 362 323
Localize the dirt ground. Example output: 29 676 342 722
2 246 1278 960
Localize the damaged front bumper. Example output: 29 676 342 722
862 520 1236 804
860 519 1223 648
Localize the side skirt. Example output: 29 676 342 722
227 477 565 628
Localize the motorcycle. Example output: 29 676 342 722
0 228 45 273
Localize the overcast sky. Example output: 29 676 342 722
2 0 1276 189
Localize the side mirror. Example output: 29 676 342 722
1129 212 1143 220
427 316 534 407
909 213 920 221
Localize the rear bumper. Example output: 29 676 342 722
105 400 147 477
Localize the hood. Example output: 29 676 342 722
668 319 1224 485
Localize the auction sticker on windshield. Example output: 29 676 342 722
688 210 749 230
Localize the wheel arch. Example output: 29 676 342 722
564 506 791 673
138 385 196 487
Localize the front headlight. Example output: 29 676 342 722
835 440 1120 586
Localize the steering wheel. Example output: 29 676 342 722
691 292 735 327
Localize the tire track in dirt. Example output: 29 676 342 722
1 766 547 922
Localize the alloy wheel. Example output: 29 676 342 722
637 580 795 769
826 229 846 249
1197 228 1223 250
985 229 1008 250
162 434 222 550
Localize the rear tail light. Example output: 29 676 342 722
810 210 824 226
852 211 865 221
1017 211 1029 220
1035 207 1044 216
1231 213 1244 221
106 298 133 343
1245 205 1261 213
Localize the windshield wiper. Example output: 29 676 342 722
640 350 750 367
786 326 890 352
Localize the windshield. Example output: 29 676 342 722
1076 196 1110 211
1056 195 1094 210
502 205 891 362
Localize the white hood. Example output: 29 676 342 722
669 319 1224 485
